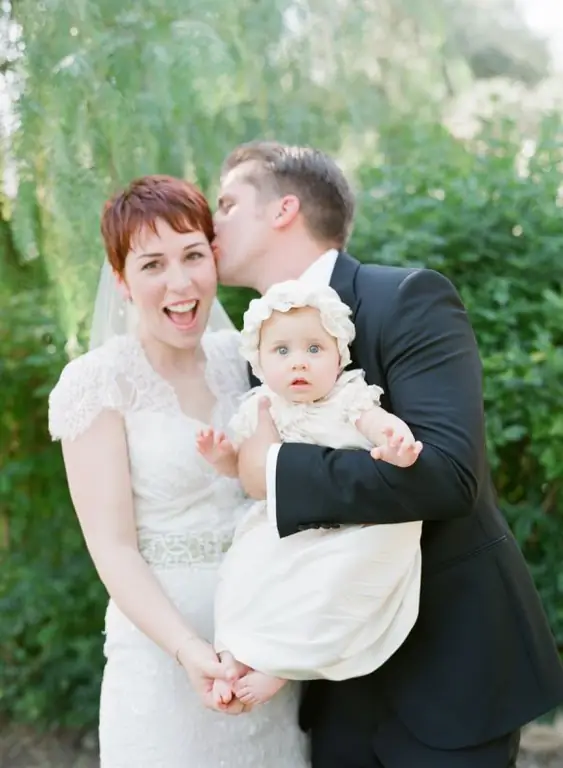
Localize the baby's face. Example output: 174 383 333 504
258 307 341 403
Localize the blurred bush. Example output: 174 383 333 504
0 291 105 727
351 115 563 643
0 115 561 729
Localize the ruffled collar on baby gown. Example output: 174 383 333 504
258 369 382 446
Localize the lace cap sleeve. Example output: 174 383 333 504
48 342 127 442
339 369 384 424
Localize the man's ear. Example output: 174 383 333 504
271 194 300 230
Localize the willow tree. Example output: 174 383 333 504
8 0 549 339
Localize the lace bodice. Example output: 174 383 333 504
48 331 250 549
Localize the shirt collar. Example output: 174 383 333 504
299 248 339 286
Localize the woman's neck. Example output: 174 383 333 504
138 331 205 380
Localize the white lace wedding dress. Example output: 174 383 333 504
48 329 310 768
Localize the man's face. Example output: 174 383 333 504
214 163 275 287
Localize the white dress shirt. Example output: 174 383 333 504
265 248 339 525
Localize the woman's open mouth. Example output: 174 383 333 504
164 300 199 330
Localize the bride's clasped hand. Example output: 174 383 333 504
174 633 250 714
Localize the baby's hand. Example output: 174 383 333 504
370 425 423 468
196 428 238 477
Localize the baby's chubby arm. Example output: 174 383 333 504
196 429 239 478
356 406 423 468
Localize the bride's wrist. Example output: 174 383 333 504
174 630 201 667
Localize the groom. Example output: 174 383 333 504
213 140 563 767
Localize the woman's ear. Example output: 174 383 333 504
114 271 132 302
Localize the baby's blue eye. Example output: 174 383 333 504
277 346 289 355
309 345 320 354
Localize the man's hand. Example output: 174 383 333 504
237 398 280 500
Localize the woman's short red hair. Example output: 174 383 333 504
100 175 214 275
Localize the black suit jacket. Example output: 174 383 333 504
271 252 563 749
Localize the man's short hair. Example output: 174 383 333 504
222 141 355 247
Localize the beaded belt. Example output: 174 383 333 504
138 530 234 568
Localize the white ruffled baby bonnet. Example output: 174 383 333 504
239 280 356 380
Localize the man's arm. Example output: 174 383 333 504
274 269 486 537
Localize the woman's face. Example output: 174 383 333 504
118 218 217 351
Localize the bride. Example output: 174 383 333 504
48 174 309 767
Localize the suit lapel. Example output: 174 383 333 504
330 251 362 371
329 251 361 318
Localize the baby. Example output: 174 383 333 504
197 281 423 708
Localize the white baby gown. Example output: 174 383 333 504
215 369 422 681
